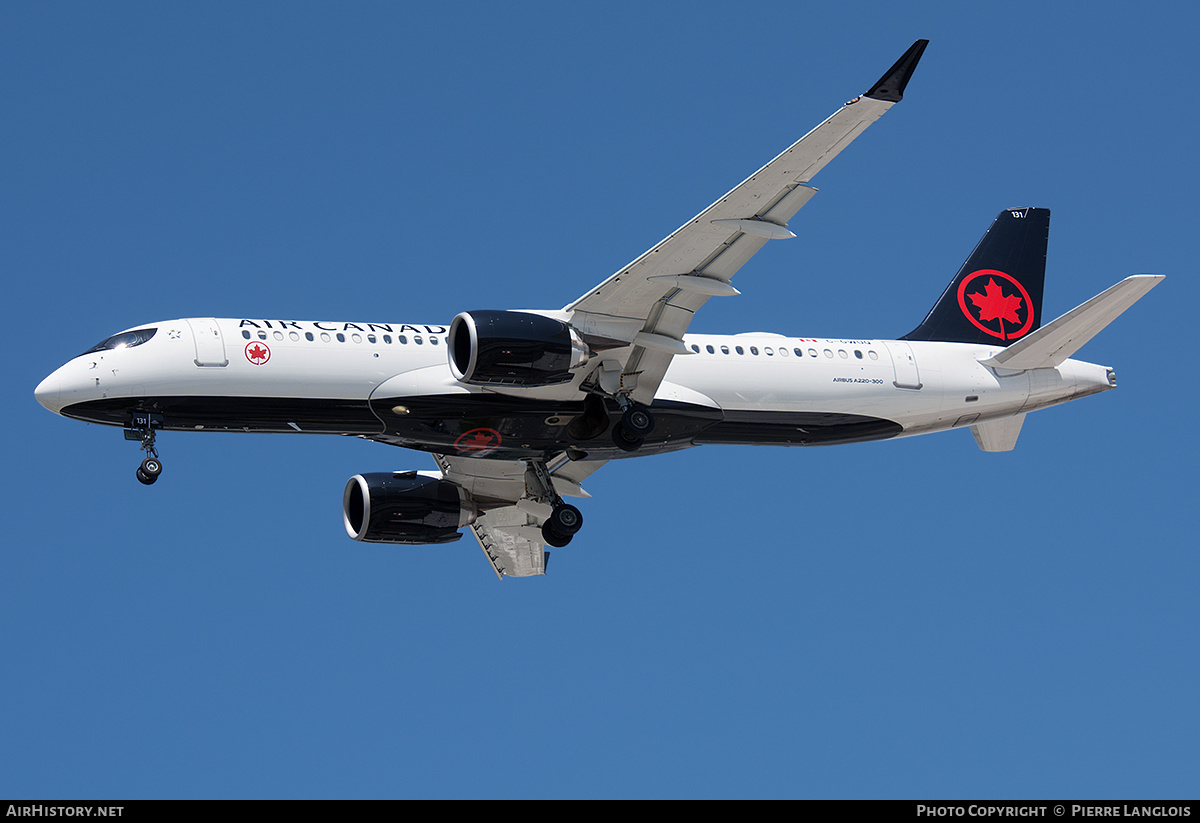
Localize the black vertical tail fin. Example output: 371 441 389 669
902 208 1049 345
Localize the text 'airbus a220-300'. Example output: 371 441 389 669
35 40 1162 578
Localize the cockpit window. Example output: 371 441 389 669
81 327 157 356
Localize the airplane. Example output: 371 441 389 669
33 39 1162 578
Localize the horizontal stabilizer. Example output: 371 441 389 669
981 275 1163 370
970 413 1026 452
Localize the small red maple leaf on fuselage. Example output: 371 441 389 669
968 278 1023 326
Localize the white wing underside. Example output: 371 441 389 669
434 453 607 578
565 93 898 405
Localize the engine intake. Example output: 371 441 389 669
343 472 476 545
449 310 590 387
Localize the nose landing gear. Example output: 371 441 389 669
125 412 164 485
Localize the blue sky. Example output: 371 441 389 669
4 2 1197 799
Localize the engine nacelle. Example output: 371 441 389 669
448 310 590 387
343 472 476 545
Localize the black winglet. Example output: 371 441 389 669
865 39 929 103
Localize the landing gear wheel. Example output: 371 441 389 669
541 521 573 548
140 457 162 479
621 405 655 437
136 467 157 485
612 404 653 451
612 422 644 452
549 504 583 536
524 460 585 548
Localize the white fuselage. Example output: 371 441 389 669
35 317 1114 456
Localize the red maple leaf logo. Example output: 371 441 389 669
245 342 271 364
454 427 502 453
968 278 1023 326
956 269 1034 341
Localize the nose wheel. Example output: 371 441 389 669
136 456 162 485
125 412 164 485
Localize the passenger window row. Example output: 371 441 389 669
689 343 880 361
241 329 447 347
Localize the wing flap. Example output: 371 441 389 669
434 453 608 578
470 507 547 579
760 183 819 225
698 232 772 280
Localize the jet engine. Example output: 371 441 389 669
448 310 590 387
343 472 476 545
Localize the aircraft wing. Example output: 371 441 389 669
564 40 928 406
433 453 607 578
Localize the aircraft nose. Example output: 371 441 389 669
34 369 65 413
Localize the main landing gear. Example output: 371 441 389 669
611 403 655 452
578 370 656 451
543 503 583 548
125 412 164 485
524 459 584 548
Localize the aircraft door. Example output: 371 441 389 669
883 340 921 389
186 318 228 367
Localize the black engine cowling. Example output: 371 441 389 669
448 310 590 387
343 472 476 545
